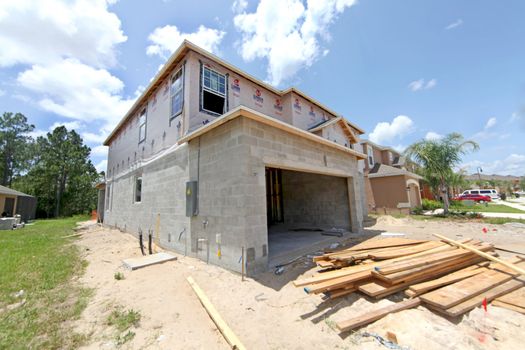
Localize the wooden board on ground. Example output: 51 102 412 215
491 300 525 314
495 286 525 308
187 276 246 350
336 298 421 332
437 278 524 317
122 252 177 270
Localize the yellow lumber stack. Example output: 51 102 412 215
294 235 525 333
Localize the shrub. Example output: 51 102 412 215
411 206 424 215
449 200 465 208
114 272 125 280
422 199 442 211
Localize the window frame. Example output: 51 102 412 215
134 176 142 203
367 145 375 167
170 67 184 120
138 108 147 144
201 66 226 115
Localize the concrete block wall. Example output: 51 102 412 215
187 117 255 273
104 145 191 254
238 117 364 273
281 170 351 229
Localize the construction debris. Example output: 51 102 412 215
294 236 525 332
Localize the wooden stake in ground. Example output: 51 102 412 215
433 234 525 275
186 276 246 350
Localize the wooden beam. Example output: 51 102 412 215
336 298 421 332
433 234 525 275
186 276 246 350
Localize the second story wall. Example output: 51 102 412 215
107 60 188 180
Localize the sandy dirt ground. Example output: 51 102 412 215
72 217 525 350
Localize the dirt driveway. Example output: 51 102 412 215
73 217 525 349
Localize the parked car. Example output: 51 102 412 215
461 189 499 200
453 194 492 203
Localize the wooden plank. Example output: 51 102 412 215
344 238 426 252
368 241 445 260
420 259 525 310
491 300 525 314
329 242 440 261
325 286 357 299
439 278 524 317
376 254 487 285
360 257 486 298
294 240 472 287
186 276 246 350
336 298 421 332
375 243 493 275
406 264 489 297
304 271 368 294
495 287 525 308
434 234 525 275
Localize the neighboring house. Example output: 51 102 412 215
0 185 37 222
102 41 367 275
361 140 422 211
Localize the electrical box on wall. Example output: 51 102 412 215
186 181 198 217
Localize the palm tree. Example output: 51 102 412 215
405 133 479 214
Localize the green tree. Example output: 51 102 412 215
405 133 479 214
0 112 35 186
13 126 98 217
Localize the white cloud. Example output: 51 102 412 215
146 25 226 58
408 78 437 91
369 115 415 145
17 59 134 130
425 131 443 141
425 78 437 89
82 132 107 144
445 19 463 30
95 159 108 172
232 0 248 13
463 154 525 176
0 0 126 68
234 0 357 86
0 89 5 97
485 117 497 129
49 120 82 131
91 145 108 157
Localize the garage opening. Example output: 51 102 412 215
265 167 352 266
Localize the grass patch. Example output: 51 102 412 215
114 272 125 281
0 216 91 349
107 307 141 333
408 214 525 225
463 204 525 214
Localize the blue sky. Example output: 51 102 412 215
0 0 524 175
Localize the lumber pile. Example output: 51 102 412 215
294 236 525 333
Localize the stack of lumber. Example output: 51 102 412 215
294 235 525 333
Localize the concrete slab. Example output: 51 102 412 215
123 252 177 270
268 226 349 267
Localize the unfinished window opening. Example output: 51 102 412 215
134 176 142 203
201 67 226 115
367 145 374 167
171 68 184 118
139 108 147 143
